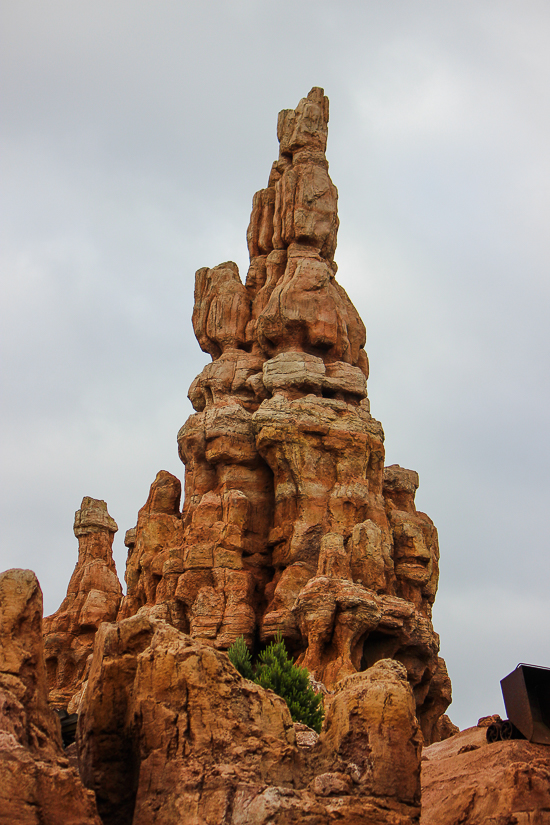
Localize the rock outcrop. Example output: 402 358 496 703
117 470 185 628
78 614 421 825
421 726 550 824
9 86 457 824
0 568 101 825
43 497 122 709
112 87 450 741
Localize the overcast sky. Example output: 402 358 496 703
2 0 549 731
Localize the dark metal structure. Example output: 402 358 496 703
500 663 550 745
486 663 550 744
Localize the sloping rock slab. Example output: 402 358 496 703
421 726 550 824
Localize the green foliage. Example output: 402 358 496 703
227 632 324 734
227 634 254 680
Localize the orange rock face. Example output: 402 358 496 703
77 615 421 825
0 87 459 822
43 497 122 708
91 88 453 745
421 726 550 824
38 85 449 764
0 568 101 825
121 87 449 742
117 470 185 627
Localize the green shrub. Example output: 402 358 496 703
227 632 324 733
227 634 254 681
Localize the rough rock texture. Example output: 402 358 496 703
430 713 459 743
421 726 550 824
0 568 101 825
77 615 421 825
102 87 452 743
43 497 122 709
0 87 460 822
117 470 185 627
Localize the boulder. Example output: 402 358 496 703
0 568 101 825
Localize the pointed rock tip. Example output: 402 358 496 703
74 497 118 536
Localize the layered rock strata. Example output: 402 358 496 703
0 568 101 825
117 470 185 627
77 615 421 825
42 88 451 744
43 497 122 708
144 87 447 740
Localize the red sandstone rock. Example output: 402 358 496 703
43 497 122 708
383 466 439 613
109 88 452 742
294 722 319 749
0 85 460 822
421 726 550 824
476 713 502 727
77 615 421 824
118 470 185 627
0 568 101 825
431 713 459 742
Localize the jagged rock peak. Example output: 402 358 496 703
74 496 118 537
44 90 451 751
173 89 450 743
43 497 122 708
189 87 368 419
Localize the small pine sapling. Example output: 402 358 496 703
227 635 254 680
254 632 324 733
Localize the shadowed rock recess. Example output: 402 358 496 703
1 89 464 824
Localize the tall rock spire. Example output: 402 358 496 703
117 88 450 743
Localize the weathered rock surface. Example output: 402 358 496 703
421 726 550 824
0 568 101 825
111 87 452 742
117 470 184 626
43 497 122 708
430 713 459 744
78 615 421 825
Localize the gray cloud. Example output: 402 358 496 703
1 0 549 730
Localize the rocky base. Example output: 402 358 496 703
78 613 422 825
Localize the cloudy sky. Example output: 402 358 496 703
2 0 549 730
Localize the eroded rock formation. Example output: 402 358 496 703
117 471 185 627
112 87 450 742
1 87 461 823
77 615 421 825
43 497 122 709
0 568 101 824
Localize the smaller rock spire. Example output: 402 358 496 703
43 497 122 708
